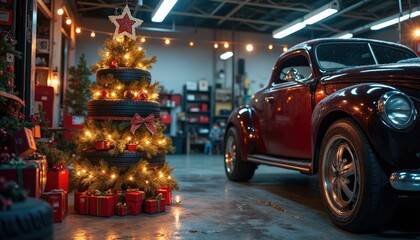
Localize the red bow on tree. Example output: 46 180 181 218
130 113 156 135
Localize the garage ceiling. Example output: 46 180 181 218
72 0 420 38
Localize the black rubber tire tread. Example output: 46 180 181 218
224 127 256 181
88 100 160 118
0 198 53 240
81 149 166 167
318 118 397 233
96 68 151 84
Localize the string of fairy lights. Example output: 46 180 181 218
74 26 289 53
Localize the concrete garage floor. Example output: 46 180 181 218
54 154 420 240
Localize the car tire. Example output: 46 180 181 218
224 127 256 181
318 118 397 233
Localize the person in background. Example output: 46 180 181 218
208 123 223 155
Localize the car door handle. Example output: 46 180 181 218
265 96 274 103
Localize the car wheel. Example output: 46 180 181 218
224 127 256 181
319 118 397 233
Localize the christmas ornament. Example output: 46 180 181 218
108 5 143 40
109 59 118 68
130 113 156 135
100 90 110 99
124 90 135 99
6 65 14 73
138 91 148 101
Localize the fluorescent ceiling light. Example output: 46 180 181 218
272 0 339 39
370 10 420 30
220 51 233 60
337 33 353 39
304 1 339 25
151 0 178 22
273 21 306 39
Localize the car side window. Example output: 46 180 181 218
276 54 311 84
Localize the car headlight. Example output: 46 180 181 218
378 91 417 129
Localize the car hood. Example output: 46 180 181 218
321 63 420 96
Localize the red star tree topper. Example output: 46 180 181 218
109 5 143 40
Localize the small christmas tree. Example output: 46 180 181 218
0 32 33 147
64 54 92 116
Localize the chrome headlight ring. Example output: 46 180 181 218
377 91 417 130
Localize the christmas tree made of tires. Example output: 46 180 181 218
72 5 178 197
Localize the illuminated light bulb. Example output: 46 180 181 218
117 85 122 90
82 169 87 173
268 44 273 50
415 29 420 37
189 41 194 47
108 135 112 139
57 8 64 15
116 37 122 42
129 176 133 181
127 137 132 141
77 171 81 176
165 39 170 45
282 46 288 52
141 37 146 43
145 180 149 184
105 52 109 57
175 195 181 204
66 18 72 25
145 140 150 145
95 91 101 97
224 42 229 48
124 54 129 59
214 43 219 49
111 174 116 179
85 131 91 136
111 92 116 97
143 167 147 172
159 173 164 178
91 32 96 37
137 63 143 68
246 44 254 52
168 176 172 179
138 46 143 51
75 27 81 33
102 170 105 173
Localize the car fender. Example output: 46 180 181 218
311 83 397 174
225 106 259 160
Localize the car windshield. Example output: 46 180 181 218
315 42 417 71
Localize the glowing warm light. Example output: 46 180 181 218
165 39 171 45
127 137 132 141
189 41 194 47
108 135 112 139
57 8 64 15
66 18 72 25
82 169 87 173
111 174 116 179
77 171 81 176
117 85 122 90
214 43 219 49
168 176 172 179
129 176 133 181
85 131 91 137
124 54 129 59
246 44 254 52
175 195 182 204
159 173 164 178
224 42 229 48
145 180 149 184
91 32 96 37
111 92 116 97
138 46 143 51
75 27 81 33
268 44 273 50
102 170 105 173
143 167 147 172
141 37 146 42
146 140 150 145
282 46 288 52
415 29 420 37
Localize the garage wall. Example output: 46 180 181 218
75 18 302 96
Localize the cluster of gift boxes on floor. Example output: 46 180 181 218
74 187 173 217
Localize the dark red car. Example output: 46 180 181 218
224 38 420 232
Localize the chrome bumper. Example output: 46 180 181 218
390 169 420 191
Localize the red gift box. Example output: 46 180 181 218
144 198 166 214
89 195 114 217
7 128 37 157
157 186 172 205
126 191 145 215
77 194 90 215
0 162 40 198
42 190 66 223
25 155 47 196
160 113 172 124
95 141 110 150
45 169 69 192
126 144 137 151
115 204 128 216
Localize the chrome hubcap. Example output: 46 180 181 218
225 135 236 174
322 135 360 216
